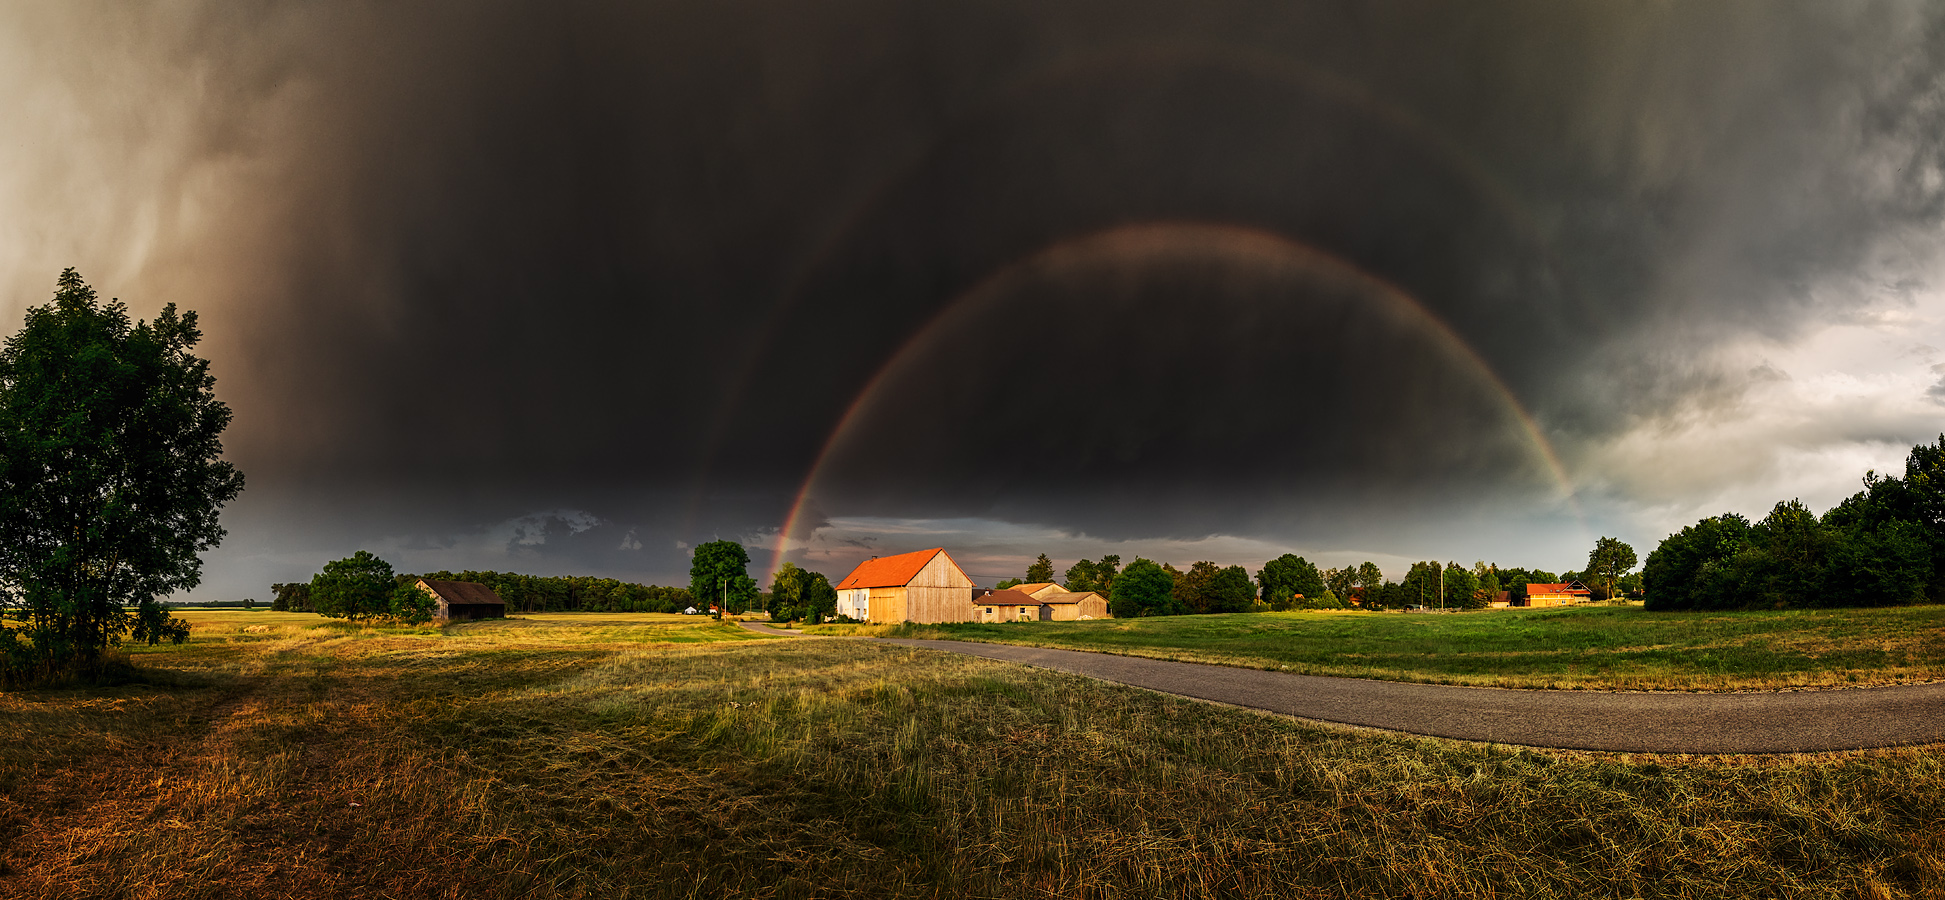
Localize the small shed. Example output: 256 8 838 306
415 579 508 621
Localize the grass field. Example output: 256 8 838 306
2 610 1943 898
804 604 1945 692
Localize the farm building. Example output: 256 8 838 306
1011 583 1064 600
415 579 508 620
974 589 1046 622
1523 582 1591 607
834 548 977 623
1035 590 1109 620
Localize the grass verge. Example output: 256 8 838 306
2 611 1941 898
804 604 1945 691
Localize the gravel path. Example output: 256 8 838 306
735 623 1945 752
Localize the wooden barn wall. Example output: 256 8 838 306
904 552 975 623
867 587 904 623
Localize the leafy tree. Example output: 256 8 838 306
1207 565 1256 614
798 571 837 623
1257 554 1324 609
689 540 758 617
1174 561 1218 613
270 582 314 612
769 561 805 620
1472 562 1503 605
1400 561 1443 609
1354 562 1384 608
1642 514 1752 610
1063 555 1121 594
309 551 431 623
0 270 243 681
1443 562 1482 609
1109 558 1181 617
995 578 1024 590
1026 553 1055 584
1584 537 1638 602
1323 567 1356 602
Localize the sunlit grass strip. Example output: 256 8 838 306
804 604 1945 692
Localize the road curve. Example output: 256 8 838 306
864 638 1945 754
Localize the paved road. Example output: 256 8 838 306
873 637 1945 754
734 623 1945 752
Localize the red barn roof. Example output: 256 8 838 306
836 548 949 590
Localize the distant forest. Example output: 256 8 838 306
1645 435 1945 610
272 570 695 614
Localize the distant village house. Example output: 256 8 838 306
1522 582 1591 607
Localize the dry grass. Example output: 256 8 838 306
2 611 1942 898
806 605 1945 692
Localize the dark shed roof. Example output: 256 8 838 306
418 579 507 606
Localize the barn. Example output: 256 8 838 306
415 578 508 620
834 548 977 623
1036 590 1110 620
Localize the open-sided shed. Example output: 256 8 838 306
415 578 508 620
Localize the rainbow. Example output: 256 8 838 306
770 221 1582 582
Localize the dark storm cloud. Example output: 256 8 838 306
9 2 1945 588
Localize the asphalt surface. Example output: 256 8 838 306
734 622 1945 752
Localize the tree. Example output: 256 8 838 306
309 551 431 623
1257 554 1325 609
798 571 837 623
1063 555 1121 594
1207 565 1256 614
1642 514 1751 610
1584 537 1638 603
1323 567 1355 602
1026 553 1055 584
0 270 243 681
1109 558 1181 617
1442 562 1481 610
1174 561 1219 613
769 561 806 620
689 540 758 618
1354 562 1384 608
270 581 313 613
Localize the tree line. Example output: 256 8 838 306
1645 436 1945 610
998 541 1639 618
272 555 700 618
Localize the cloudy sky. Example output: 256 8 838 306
5 1 1945 597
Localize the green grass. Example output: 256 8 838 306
806 604 1945 691
3 611 1942 898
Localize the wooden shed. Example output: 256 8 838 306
1035 590 1110 621
834 548 977 624
415 579 508 621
